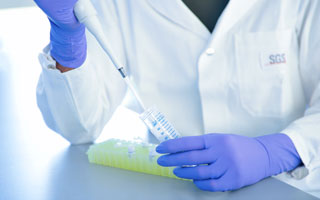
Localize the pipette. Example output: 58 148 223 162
74 0 146 110
74 0 181 142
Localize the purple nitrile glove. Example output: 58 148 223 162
34 0 86 68
156 133 302 192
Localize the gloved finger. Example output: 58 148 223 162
194 179 228 192
157 148 216 166
173 165 225 180
156 136 206 154
173 162 226 180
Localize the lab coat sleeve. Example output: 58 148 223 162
36 1 128 144
281 1 320 179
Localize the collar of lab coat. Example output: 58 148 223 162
147 0 259 39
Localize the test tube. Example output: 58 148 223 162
139 106 181 142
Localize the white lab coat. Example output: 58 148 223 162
36 0 320 197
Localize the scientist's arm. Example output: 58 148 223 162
280 0 320 183
157 1 320 192
35 0 127 144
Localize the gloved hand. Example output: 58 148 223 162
34 0 86 68
156 133 301 192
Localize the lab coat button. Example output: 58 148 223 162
206 48 215 55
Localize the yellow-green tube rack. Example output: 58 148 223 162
87 138 186 180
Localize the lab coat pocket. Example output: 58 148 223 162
235 30 295 118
